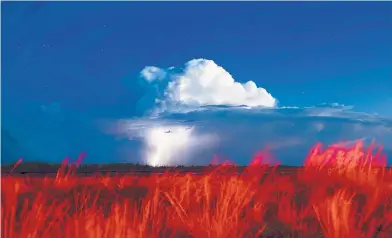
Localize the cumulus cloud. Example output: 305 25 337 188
98 60 392 166
139 58 277 114
140 66 167 82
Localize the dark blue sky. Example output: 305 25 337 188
3 2 392 113
2 2 392 164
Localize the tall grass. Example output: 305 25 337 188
2 141 392 237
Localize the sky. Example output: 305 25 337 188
2 2 392 165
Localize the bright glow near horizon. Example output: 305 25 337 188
144 126 194 166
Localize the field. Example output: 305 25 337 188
2 141 392 238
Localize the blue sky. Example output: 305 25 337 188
2 2 392 165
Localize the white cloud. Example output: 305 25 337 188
140 66 167 82
104 119 219 166
95 60 392 166
100 104 392 166
140 58 277 113
143 125 217 166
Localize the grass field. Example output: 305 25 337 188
2 141 392 238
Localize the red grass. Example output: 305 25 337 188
2 141 392 238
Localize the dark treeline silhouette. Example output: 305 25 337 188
1 161 301 176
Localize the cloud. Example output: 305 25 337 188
140 66 167 82
139 58 277 114
102 118 218 166
6 59 391 166
143 125 218 166
4 101 392 166
101 105 392 166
